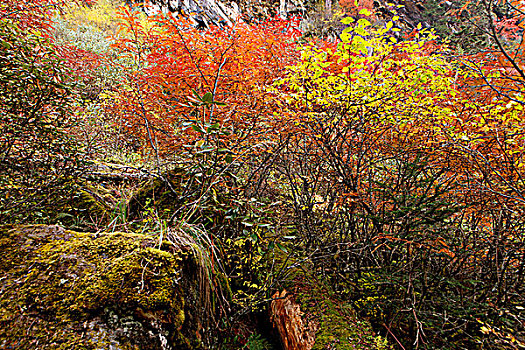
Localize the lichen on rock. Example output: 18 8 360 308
0 225 204 349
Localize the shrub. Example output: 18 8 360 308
274 15 525 349
0 20 84 223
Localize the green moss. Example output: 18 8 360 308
0 225 198 349
269 249 389 350
128 169 184 220
216 271 233 302
294 278 389 350
75 181 117 221
126 168 231 231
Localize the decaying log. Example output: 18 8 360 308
270 289 318 350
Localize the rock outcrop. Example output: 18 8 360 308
0 225 219 349
144 0 308 26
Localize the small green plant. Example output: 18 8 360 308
244 333 272 350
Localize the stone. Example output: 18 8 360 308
0 225 214 349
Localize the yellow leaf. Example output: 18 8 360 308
480 326 491 334
359 8 371 16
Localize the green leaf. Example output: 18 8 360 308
191 124 204 133
191 88 202 101
355 26 369 37
207 122 220 130
276 242 287 253
202 92 213 103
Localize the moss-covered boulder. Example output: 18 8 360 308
0 225 208 349
127 169 232 231
127 170 184 221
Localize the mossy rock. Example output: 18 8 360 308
7 179 125 229
127 169 232 230
128 169 185 221
0 225 206 349
65 180 120 226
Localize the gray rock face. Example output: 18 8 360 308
144 0 307 26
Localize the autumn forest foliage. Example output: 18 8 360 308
1 0 525 348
